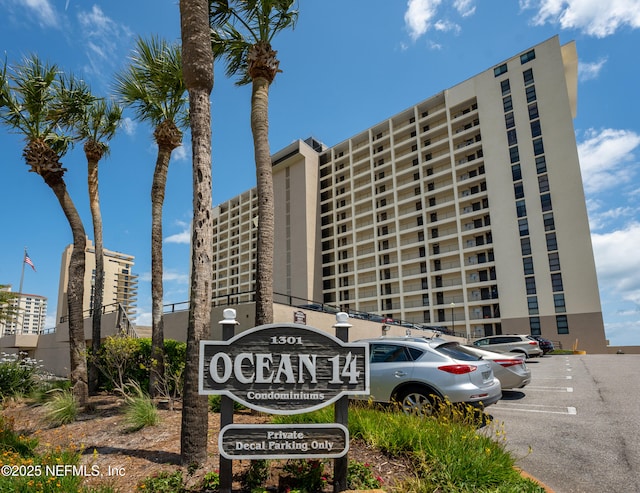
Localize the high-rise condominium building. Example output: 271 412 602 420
56 239 138 324
0 285 47 335
211 36 607 353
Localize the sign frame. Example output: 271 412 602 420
218 423 349 460
198 323 369 415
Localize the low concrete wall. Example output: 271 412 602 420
1 301 466 378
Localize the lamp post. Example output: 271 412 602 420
450 302 455 335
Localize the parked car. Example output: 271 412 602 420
472 334 543 358
457 344 531 390
354 337 502 415
531 336 554 354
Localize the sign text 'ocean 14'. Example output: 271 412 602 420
198 323 369 414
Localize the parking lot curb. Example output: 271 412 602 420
517 468 555 492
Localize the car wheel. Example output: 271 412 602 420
397 386 439 417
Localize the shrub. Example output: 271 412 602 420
43 389 78 426
0 351 42 400
282 459 328 492
240 459 270 491
199 470 220 491
123 381 159 431
137 470 184 492
347 460 384 490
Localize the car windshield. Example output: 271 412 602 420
433 342 482 362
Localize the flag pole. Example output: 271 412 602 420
18 247 26 295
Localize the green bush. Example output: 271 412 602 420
282 459 328 492
137 470 185 492
123 382 159 431
43 389 78 426
347 460 384 490
92 337 186 396
0 351 42 400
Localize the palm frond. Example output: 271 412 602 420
114 36 187 128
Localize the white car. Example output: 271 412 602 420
458 344 531 390
473 335 543 358
355 337 502 415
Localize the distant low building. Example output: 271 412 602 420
0 285 47 336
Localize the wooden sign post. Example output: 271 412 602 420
199 312 369 492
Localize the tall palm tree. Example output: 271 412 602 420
179 0 215 467
114 37 188 396
210 0 298 326
74 99 122 394
0 55 93 407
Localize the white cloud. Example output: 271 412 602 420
120 117 136 136
403 0 475 42
77 5 132 76
8 0 60 28
592 223 640 303
453 0 476 16
522 0 640 37
165 229 191 244
578 57 607 81
172 144 189 162
405 0 442 41
577 128 640 194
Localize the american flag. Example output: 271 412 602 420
24 252 36 272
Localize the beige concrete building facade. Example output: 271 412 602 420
211 36 606 353
56 239 138 324
0 286 47 336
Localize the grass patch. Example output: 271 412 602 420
122 381 159 431
275 402 545 493
43 389 78 427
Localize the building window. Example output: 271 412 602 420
538 175 550 193
518 218 529 236
501 79 511 96
523 256 534 275
511 164 522 181
543 212 555 231
546 232 558 251
509 146 520 163
530 316 541 335
525 276 536 294
507 129 518 146
505 112 515 129
528 102 539 120
530 120 542 137
521 237 532 255
523 68 534 85
548 252 561 271
551 273 564 292
556 315 569 334
494 64 508 77
514 182 524 199
520 49 536 64
535 156 547 174
503 95 513 112
554 293 566 313
541 193 553 211
533 138 545 155
516 199 527 217
528 296 539 315
526 85 537 103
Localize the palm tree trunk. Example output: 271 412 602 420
251 76 274 326
179 0 214 467
87 155 105 394
149 146 171 397
46 175 88 408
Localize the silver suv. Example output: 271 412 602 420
472 334 543 358
354 337 502 415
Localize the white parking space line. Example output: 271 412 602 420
493 403 577 415
523 386 573 392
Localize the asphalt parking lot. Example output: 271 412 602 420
486 353 640 493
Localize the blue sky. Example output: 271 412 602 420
1 1 639 346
